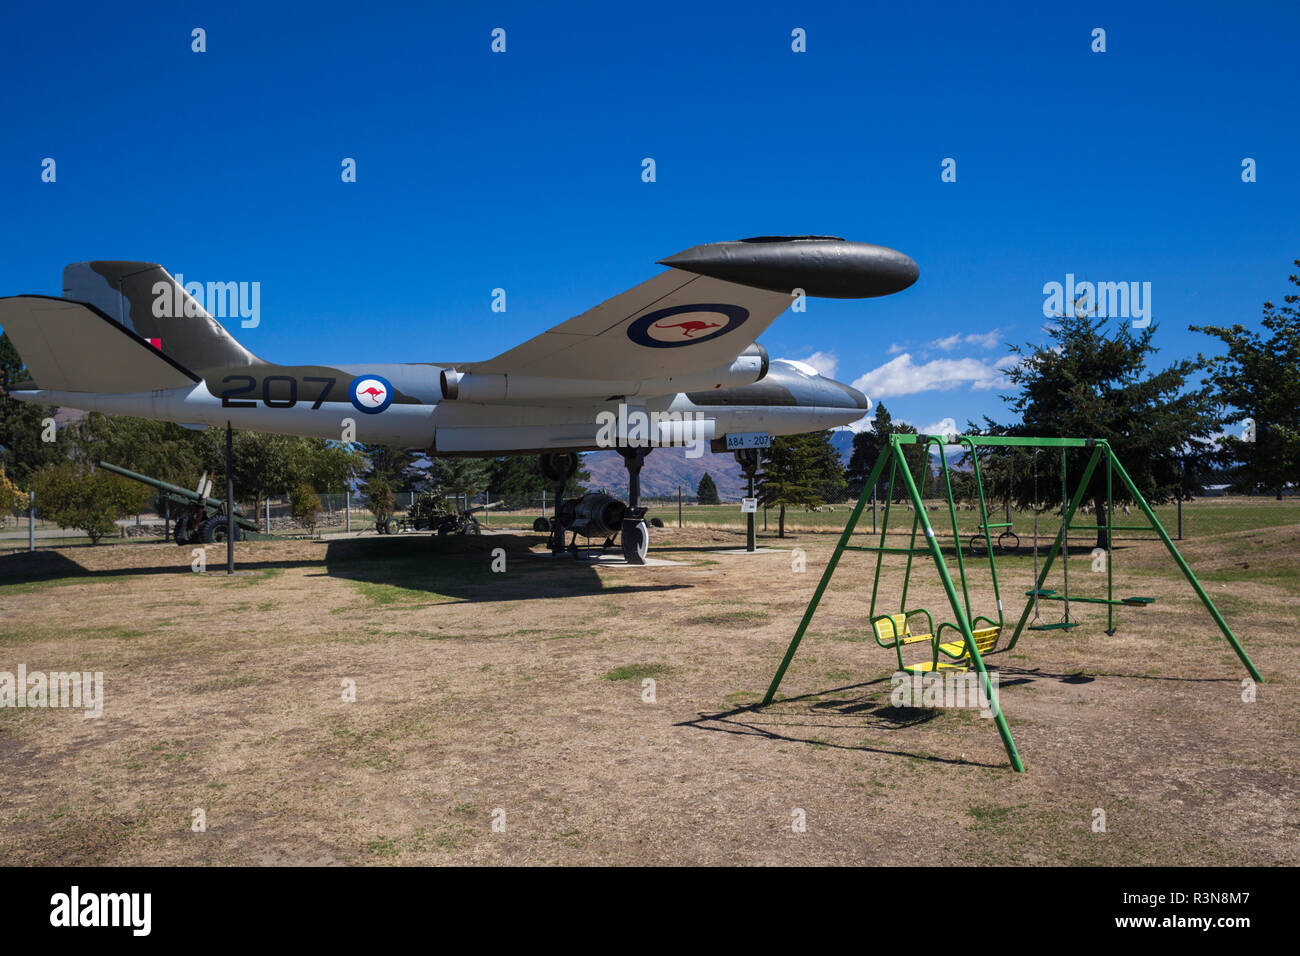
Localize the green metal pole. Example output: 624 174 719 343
1007 446 1104 651
1105 445 1263 683
761 446 893 705
935 437 974 623
1106 454 1114 633
964 438 1005 628
869 454 901 621
900 448 927 614
893 446 1025 772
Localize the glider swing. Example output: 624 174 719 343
1025 448 1081 632
760 434 1264 772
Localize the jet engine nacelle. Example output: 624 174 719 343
440 343 768 402
558 493 628 540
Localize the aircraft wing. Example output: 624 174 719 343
463 237 919 383
467 270 789 380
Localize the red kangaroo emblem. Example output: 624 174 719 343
358 386 386 403
653 319 722 339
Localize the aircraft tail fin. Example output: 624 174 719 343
62 261 262 372
0 295 199 393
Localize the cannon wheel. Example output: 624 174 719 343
384 518 399 535
200 515 243 543
532 516 551 533
463 516 481 535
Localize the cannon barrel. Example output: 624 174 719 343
463 500 504 515
98 461 248 518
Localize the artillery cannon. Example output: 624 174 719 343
376 492 502 536
97 461 270 544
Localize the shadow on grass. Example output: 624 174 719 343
677 678 1007 770
0 533 689 604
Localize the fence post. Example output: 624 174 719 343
28 490 35 551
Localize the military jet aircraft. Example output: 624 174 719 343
0 236 918 561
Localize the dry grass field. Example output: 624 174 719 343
1 501 1296 865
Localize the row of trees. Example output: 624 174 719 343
855 265 1297 544
771 263 1300 542
3 263 1295 542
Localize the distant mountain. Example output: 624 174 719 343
582 447 747 500
581 430 860 501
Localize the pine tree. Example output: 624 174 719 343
846 403 927 501
358 443 420 516
758 431 846 536
981 311 1222 547
1191 261 1300 498
696 472 720 504
488 455 588 508
427 456 492 509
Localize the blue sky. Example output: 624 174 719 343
2 0 1297 436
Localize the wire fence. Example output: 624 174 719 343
5 488 1294 549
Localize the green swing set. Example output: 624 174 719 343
761 434 1264 772
1023 447 1155 634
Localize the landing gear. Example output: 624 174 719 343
622 520 649 563
541 452 580 556
539 447 651 564
617 447 651 566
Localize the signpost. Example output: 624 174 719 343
729 434 769 553
726 432 772 451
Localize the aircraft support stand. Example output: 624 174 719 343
540 452 579 556
224 422 235 575
618 446 651 565
734 449 759 552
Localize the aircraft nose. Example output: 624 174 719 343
843 382 872 411
825 379 872 412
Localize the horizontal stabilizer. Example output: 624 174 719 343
0 294 199 393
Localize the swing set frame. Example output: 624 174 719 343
760 434 1263 772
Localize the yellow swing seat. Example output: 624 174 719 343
872 613 934 647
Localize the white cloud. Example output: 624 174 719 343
834 413 874 434
794 350 839 378
919 416 959 437
853 352 1013 399
930 329 1003 351
887 342 906 355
